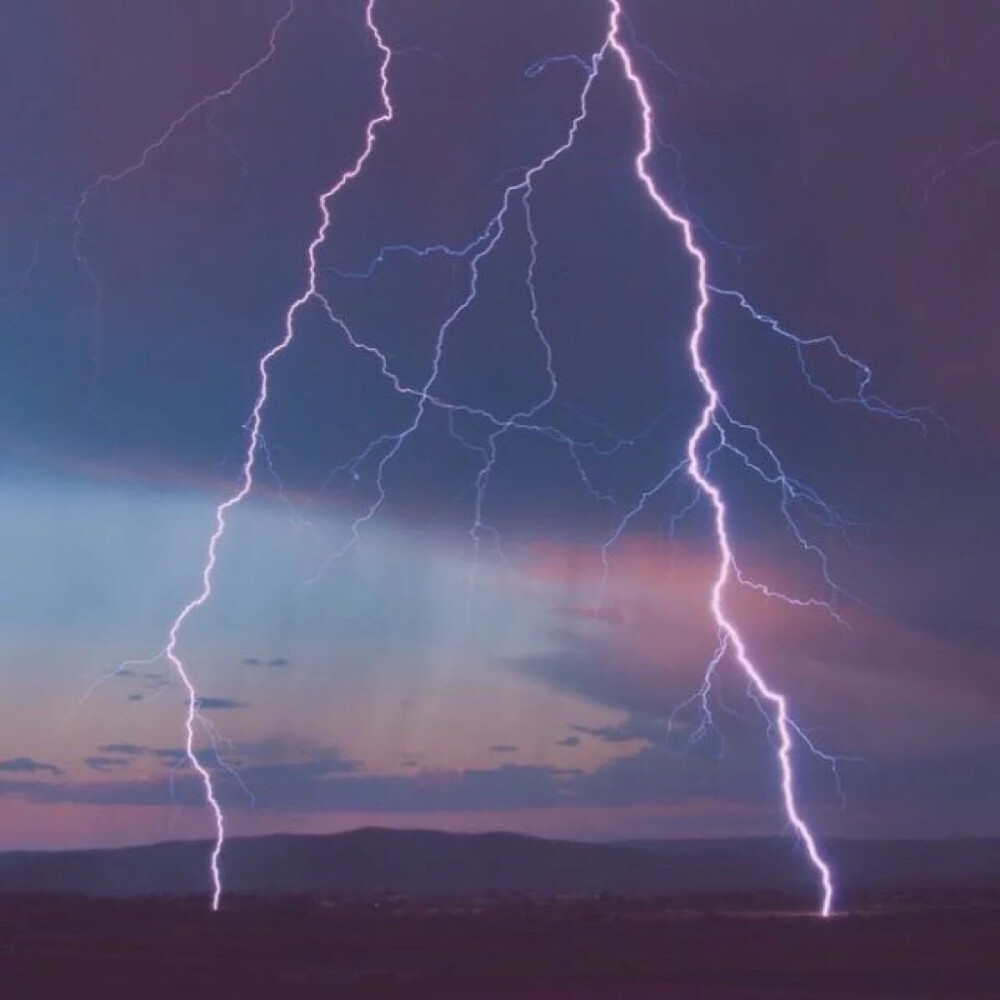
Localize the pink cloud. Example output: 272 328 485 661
515 535 999 758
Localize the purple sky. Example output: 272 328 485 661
0 0 997 852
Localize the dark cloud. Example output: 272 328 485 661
85 755 132 772
225 736 352 766
0 761 565 813
2 734 997 837
194 696 247 711
94 744 187 765
513 541 1000 765
0 734 803 824
0 756 62 777
0 0 996 844
240 656 292 669
97 743 145 756
573 740 770 810
573 715 674 746
555 735 581 747
0 731 764 816
490 744 518 754
510 631 691 717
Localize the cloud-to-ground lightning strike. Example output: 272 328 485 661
325 2 842 913
279 0 936 916
604 0 835 915
57 0 295 907
61 0 932 916
144 0 394 911
57 0 299 905
316 3 848 912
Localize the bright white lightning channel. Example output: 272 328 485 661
154 0 393 911
607 0 835 915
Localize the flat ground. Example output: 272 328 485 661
2 894 998 998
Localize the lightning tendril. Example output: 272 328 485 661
153 0 393 911
69 0 936 916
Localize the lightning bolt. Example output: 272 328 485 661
147 0 394 911
282 2 928 917
69 0 297 390
299 36 612 585
60 0 932 917
920 138 999 206
604 0 836 916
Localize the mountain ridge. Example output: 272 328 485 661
2 826 998 899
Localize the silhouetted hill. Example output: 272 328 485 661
1 827 998 898
619 836 1000 895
